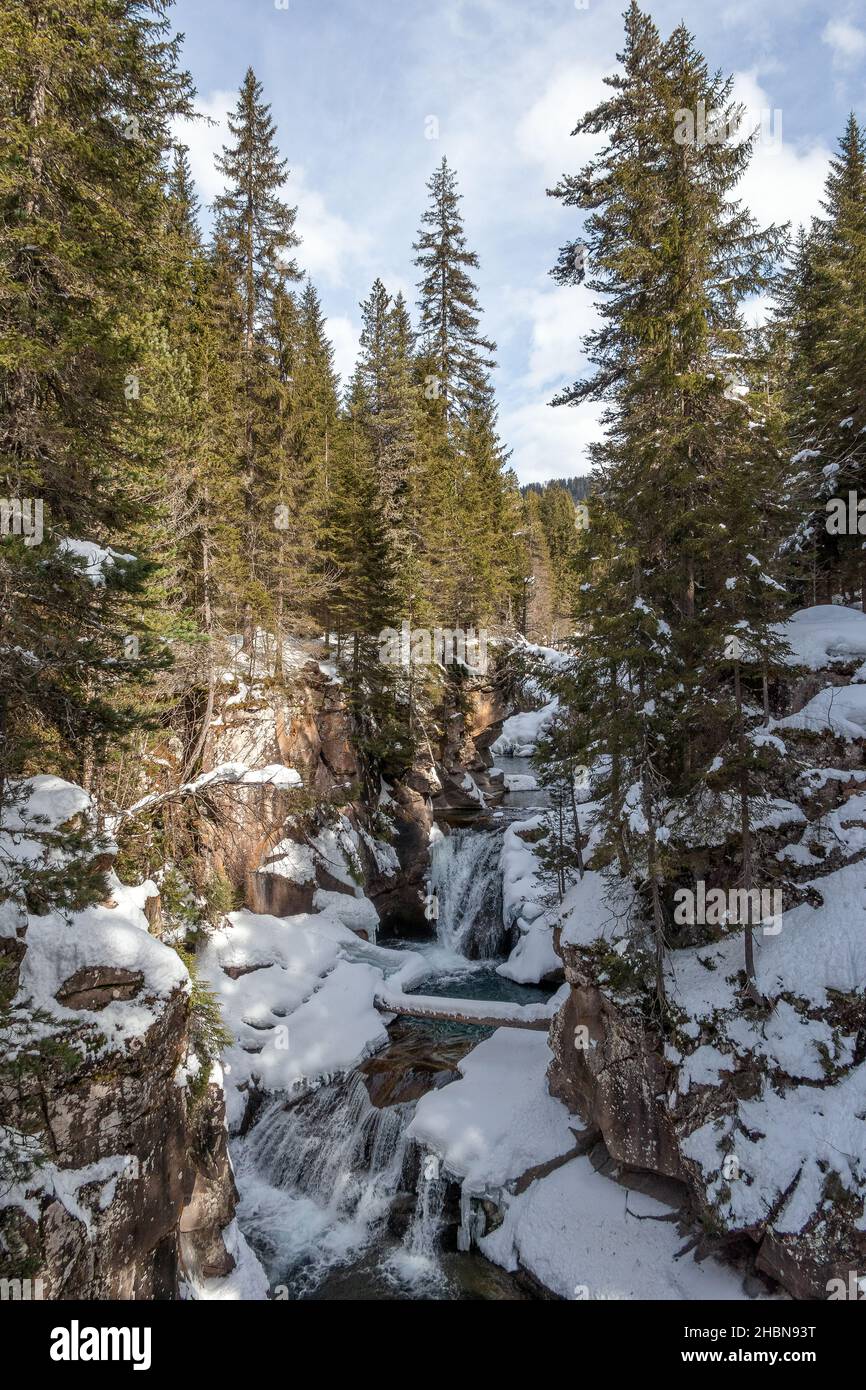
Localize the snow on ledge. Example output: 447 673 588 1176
777 604 866 672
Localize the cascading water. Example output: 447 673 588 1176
230 745 554 1299
383 1154 450 1289
234 1074 413 1297
429 826 505 958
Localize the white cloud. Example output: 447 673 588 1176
514 63 609 182
327 314 360 388
731 71 830 233
172 90 235 205
822 19 866 66
737 137 830 235
498 282 597 392
525 285 597 391
501 397 605 485
292 168 373 288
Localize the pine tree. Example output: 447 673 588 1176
0 0 193 800
0 0 195 1196
213 68 302 653
213 67 301 351
544 3 788 1005
777 116 866 607
413 157 496 424
324 282 424 773
412 158 515 628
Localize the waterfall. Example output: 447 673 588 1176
236 1074 412 1295
405 1155 447 1259
381 1151 450 1291
429 826 505 958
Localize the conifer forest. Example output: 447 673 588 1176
2 0 866 1348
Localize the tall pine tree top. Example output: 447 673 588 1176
413 157 496 423
214 67 301 348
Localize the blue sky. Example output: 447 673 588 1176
171 0 866 483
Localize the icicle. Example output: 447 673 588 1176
457 1185 473 1252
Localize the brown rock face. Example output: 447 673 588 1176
367 782 434 936
465 685 508 742
195 665 368 917
209 660 359 797
0 986 192 1298
246 867 315 918
546 947 866 1300
179 1085 239 1282
547 977 685 1181
55 966 145 1011
0 982 242 1300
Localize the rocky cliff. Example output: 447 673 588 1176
0 779 261 1300
544 606 866 1300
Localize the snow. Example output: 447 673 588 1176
757 858 866 1004
559 868 624 948
503 773 537 792
492 699 557 755
0 776 102 907
239 764 303 788
675 1043 732 1093
683 1063 866 1235
663 857 866 1017
1 1154 141 1237
773 682 866 741
58 537 136 586
495 810 564 984
375 985 560 1028
259 837 316 883
777 604 866 671
359 826 400 877
659 853 866 1235
499 814 546 932
459 771 485 803
726 1001 849 1082
308 817 362 888
481 1157 755 1300
1 774 91 833
497 919 561 984
313 888 380 938
124 760 304 820
408 1030 580 1191
200 909 391 1128
187 761 302 791
14 873 189 1052
183 1219 270 1301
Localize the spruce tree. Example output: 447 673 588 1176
213 67 301 351
213 68 302 653
543 3 788 1004
0 0 193 800
413 157 495 424
777 116 866 607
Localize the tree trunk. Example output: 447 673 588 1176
735 657 763 1003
